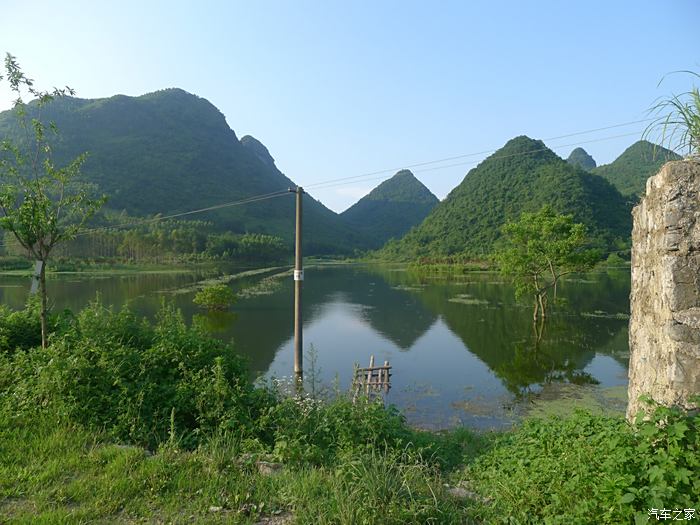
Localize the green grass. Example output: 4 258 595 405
0 413 480 524
4 406 698 524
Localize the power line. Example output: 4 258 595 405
309 131 642 191
304 118 652 190
79 190 291 236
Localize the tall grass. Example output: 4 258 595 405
645 70 700 158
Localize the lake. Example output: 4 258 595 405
0 264 631 429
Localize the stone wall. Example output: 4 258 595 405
627 160 700 420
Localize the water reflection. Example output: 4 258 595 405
0 264 630 428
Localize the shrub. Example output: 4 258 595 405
0 303 42 354
466 405 700 524
193 283 236 311
2 299 267 448
255 395 412 465
0 298 71 354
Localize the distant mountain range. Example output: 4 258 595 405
340 170 438 249
379 136 632 260
0 88 684 259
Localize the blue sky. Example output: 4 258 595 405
1 0 698 212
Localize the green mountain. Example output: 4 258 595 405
380 136 631 260
0 89 367 254
566 147 596 170
592 140 681 198
340 170 439 249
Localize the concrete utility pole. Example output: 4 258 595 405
290 186 304 383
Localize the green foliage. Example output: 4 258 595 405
0 54 106 249
592 140 681 197
494 206 601 317
603 252 627 267
205 232 289 262
341 170 439 249
0 300 42 353
645 70 700 158
0 413 474 525
256 395 411 465
0 53 106 347
193 284 236 311
467 405 700 524
1 300 267 448
380 136 631 260
566 147 596 170
18 216 291 264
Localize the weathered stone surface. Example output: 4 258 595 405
628 160 700 419
256 461 283 475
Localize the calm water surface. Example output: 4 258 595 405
0 265 630 429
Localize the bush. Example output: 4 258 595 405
2 299 268 448
0 298 71 354
255 395 412 465
193 283 236 311
466 405 700 524
0 303 42 354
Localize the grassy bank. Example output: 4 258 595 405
0 302 697 524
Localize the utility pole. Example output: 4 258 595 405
290 186 304 384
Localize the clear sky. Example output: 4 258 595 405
1 0 698 212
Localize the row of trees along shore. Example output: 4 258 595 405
0 223 290 263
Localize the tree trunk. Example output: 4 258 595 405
533 296 539 322
538 293 546 319
533 315 545 345
39 259 48 349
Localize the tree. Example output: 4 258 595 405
495 206 601 322
0 54 106 348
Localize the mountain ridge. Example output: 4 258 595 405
0 88 369 254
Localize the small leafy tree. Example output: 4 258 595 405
193 284 236 311
495 206 600 322
0 54 106 348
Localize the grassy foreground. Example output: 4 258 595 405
0 413 477 524
0 301 698 524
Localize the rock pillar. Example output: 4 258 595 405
628 161 700 420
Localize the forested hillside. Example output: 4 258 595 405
380 136 632 260
0 89 367 255
340 170 438 249
592 140 681 198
